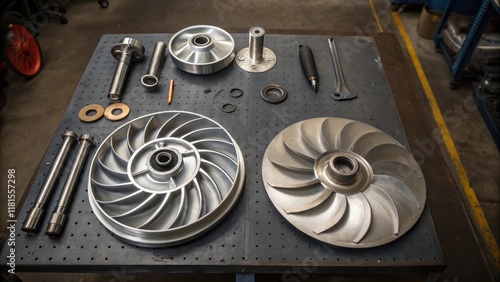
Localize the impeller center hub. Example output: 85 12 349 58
328 154 359 185
148 148 183 179
314 150 373 195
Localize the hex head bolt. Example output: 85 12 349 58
45 134 95 238
141 41 166 88
22 131 78 233
108 37 145 102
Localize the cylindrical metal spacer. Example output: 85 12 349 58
249 26 265 63
141 41 167 88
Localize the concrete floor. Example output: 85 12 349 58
0 0 498 281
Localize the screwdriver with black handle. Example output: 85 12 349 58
299 45 319 92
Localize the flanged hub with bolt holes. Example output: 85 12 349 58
262 117 426 248
108 37 145 102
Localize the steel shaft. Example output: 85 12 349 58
22 131 78 233
249 26 265 64
141 41 166 88
108 37 145 102
46 134 95 238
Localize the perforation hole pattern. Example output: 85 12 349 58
3 34 443 270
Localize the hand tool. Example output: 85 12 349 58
328 38 357 100
141 41 166 88
22 131 78 233
46 134 95 238
108 37 145 102
299 45 318 92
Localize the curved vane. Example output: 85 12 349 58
262 117 426 248
88 111 245 247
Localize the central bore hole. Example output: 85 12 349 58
333 156 355 173
142 75 157 86
267 89 283 97
86 109 97 117
193 35 210 46
156 152 172 166
112 108 122 115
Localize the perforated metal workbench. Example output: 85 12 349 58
1 33 445 278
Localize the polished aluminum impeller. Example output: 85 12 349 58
262 117 426 248
88 111 245 247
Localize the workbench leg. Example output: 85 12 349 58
1 272 22 282
236 273 255 282
425 272 441 282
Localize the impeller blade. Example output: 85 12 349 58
266 133 314 173
301 118 330 153
282 122 320 160
284 189 333 214
313 193 347 234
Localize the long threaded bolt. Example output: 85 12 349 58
141 41 166 88
108 37 145 102
46 134 95 238
22 131 78 233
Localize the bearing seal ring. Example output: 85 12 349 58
260 84 288 104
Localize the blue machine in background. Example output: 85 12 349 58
391 0 481 15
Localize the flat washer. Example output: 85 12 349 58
79 104 104 122
105 103 130 121
260 84 288 104
229 88 243 98
221 103 236 113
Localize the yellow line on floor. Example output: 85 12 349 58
369 0 384 32
391 11 500 269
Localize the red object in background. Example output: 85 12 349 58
3 23 42 77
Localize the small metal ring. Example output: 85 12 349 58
104 103 130 121
141 74 159 88
260 84 288 104
79 104 104 122
221 103 236 113
331 92 342 100
229 88 243 98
